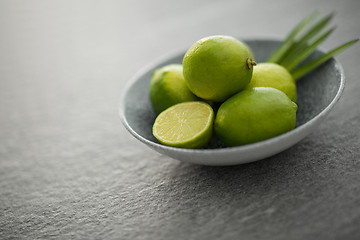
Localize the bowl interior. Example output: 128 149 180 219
121 39 342 150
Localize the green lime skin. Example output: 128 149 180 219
150 64 199 115
183 35 255 102
246 63 297 102
214 87 297 146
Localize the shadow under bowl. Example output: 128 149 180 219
120 39 345 166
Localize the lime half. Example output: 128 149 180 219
153 101 214 148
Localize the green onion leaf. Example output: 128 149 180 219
291 39 359 80
284 27 335 71
278 12 334 65
267 11 319 63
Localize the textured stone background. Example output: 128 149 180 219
0 0 359 239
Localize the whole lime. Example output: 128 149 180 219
246 63 297 102
183 35 256 102
150 64 198 115
214 87 297 146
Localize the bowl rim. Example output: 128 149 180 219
119 38 345 154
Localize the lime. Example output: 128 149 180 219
214 87 297 146
150 64 199 115
183 35 256 102
153 101 214 148
246 63 297 102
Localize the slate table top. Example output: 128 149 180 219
1 0 359 239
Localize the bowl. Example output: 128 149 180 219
119 39 345 166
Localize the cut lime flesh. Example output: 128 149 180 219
153 101 214 149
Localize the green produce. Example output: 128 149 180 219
183 35 256 102
149 11 358 148
150 64 198 114
246 63 297 102
152 101 214 148
214 87 297 146
267 11 358 80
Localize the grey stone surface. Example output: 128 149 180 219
0 0 359 239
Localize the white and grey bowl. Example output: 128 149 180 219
120 39 345 166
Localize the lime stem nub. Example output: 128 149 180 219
247 57 257 69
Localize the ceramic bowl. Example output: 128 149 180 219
120 39 345 166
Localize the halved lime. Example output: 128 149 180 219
153 101 214 148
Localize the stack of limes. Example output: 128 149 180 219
151 35 297 148
150 12 358 148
